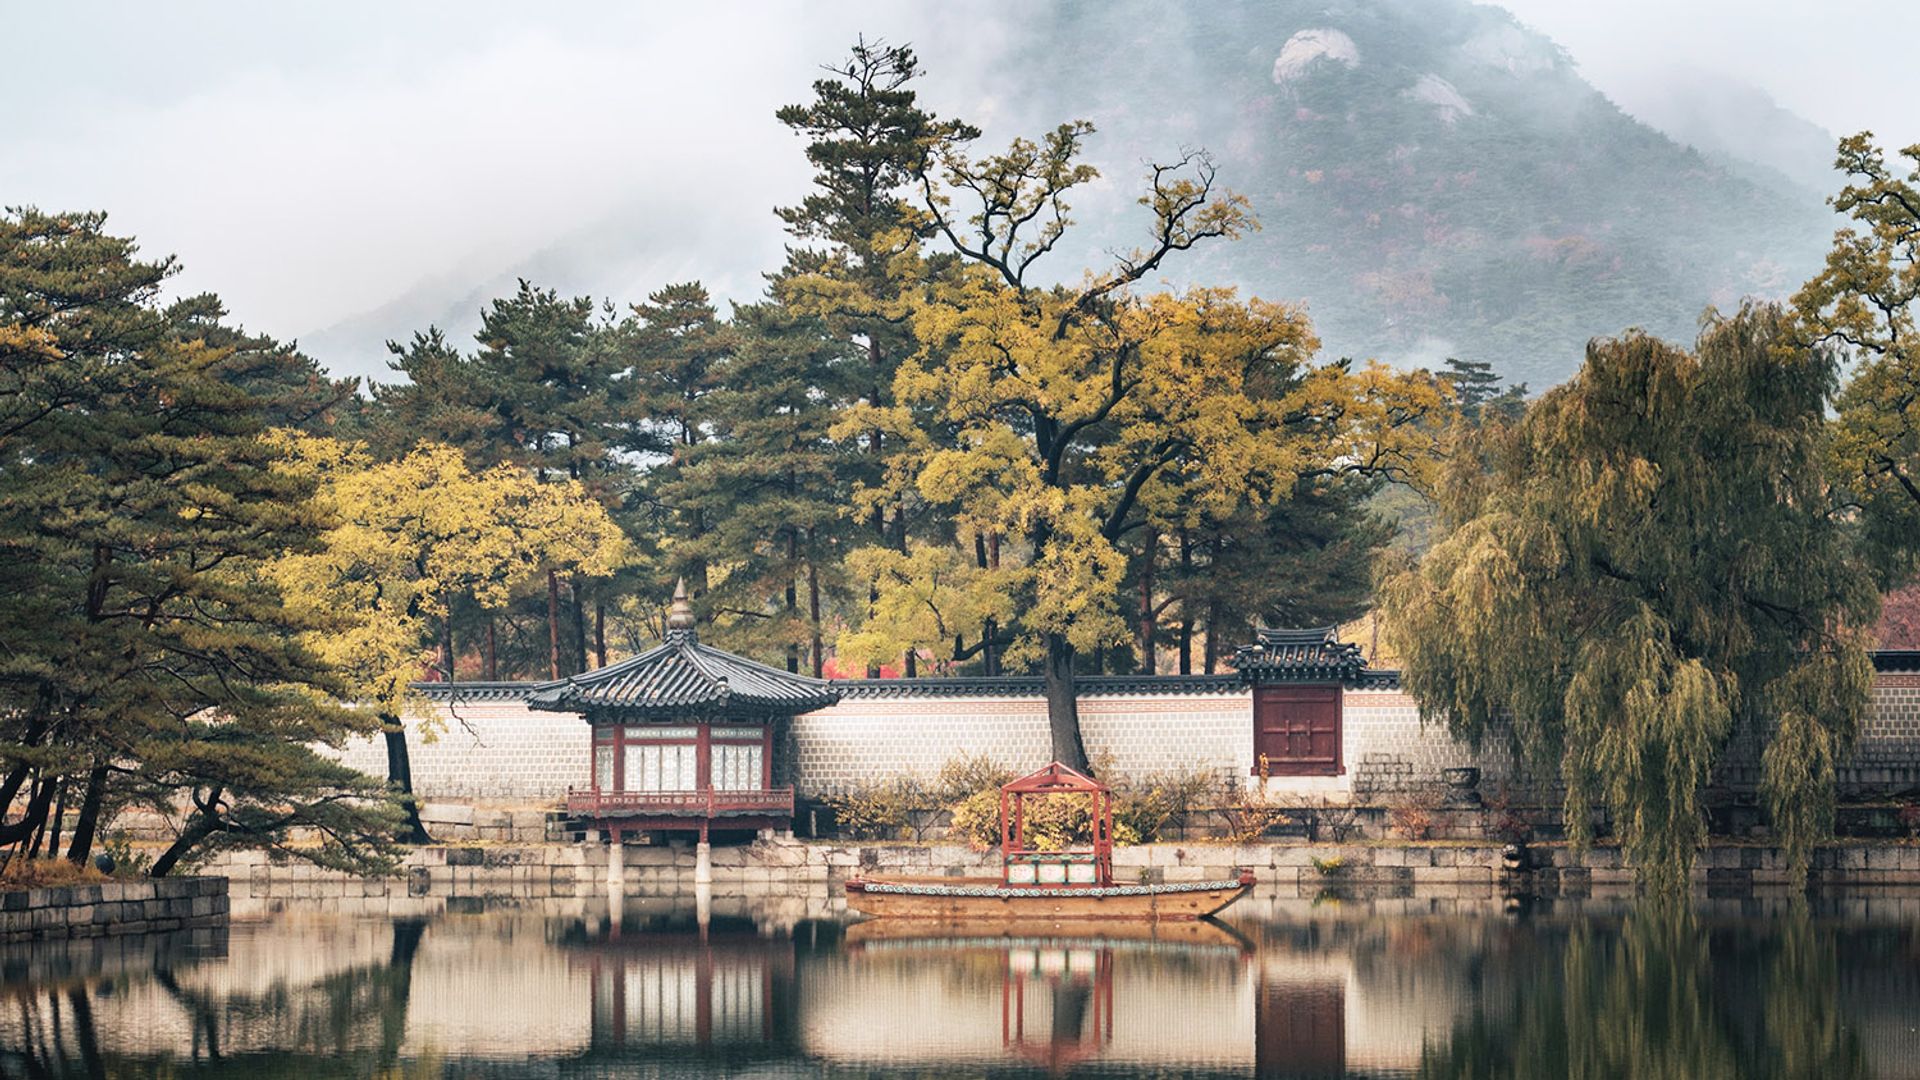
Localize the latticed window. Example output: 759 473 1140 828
622 727 699 791
710 743 764 790
1254 685 1342 776
593 745 613 791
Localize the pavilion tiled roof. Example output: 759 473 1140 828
526 633 840 718
1228 626 1367 682
525 582 838 720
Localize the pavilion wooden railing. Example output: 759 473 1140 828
565 787 795 818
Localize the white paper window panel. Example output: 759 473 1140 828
593 746 613 790
711 744 763 790
711 726 764 740
624 743 697 791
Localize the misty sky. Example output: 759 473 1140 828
6 1 1916 381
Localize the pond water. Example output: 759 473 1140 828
2 889 1918 1078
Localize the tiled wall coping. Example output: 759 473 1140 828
0 875 229 942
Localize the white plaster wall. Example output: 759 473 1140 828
321 675 1920 804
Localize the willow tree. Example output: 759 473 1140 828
1382 306 1877 890
831 122 1446 769
1793 133 1920 580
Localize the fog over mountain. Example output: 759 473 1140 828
6 1 1883 388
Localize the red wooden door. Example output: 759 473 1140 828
1255 685 1342 775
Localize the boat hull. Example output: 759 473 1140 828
845 870 1254 921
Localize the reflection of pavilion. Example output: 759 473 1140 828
566 916 795 1060
1001 942 1115 1072
835 925 1254 1073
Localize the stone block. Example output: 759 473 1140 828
1412 866 1491 885
421 803 476 826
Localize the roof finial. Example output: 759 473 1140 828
666 578 697 634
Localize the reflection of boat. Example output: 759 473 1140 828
843 916 1254 952
845 762 1255 921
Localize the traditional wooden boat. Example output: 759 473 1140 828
844 761 1255 922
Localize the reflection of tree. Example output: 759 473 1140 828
2 919 435 1078
1419 905 1865 1080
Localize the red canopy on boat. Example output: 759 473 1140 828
999 762 1115 887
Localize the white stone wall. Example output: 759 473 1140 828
330 699 587 801
788 691 1255 794
332 674 1920 805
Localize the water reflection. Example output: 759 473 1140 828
2 891 1918 1077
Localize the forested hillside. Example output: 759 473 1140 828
986 0 1833 389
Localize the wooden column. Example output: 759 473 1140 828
696 724 712 792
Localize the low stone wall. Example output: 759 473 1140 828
0 876 229 943
198 840 1920 905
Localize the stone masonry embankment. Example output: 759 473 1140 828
199 841 1920 905
1 876 229 943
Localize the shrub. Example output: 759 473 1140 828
1289 796 1361 843
935 753 1015 804
1388 786 1444 840
1219 756 1292 843
947 788 1140 850
824 778 922 840
1114 768 1218 842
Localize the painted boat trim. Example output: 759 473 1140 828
846 875 1252 899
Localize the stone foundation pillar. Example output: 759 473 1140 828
694 840 712 886
607 829 625 892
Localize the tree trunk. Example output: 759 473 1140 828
546 569 563 680
0 716 50 809
786 529 800 674
595 599 607 670
1138 526 1157 675
485 615 499 681
0 774 55 846
1043 633 1092 773
1204 594 1222 674
807 545 823 678
571 574 590 676
149 787 224 878
976 532 1000 676
1177 528 1194 675
63 764 109 866
383 714 431 844
25 776 48 859
43 779 66 859
439 616 455 682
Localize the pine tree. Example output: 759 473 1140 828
0 208 402 872
775 40 978 675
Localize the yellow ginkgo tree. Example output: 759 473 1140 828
273 435 627 841
828 123 1449 770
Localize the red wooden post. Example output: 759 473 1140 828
612 725 626 793
696 724 711 792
